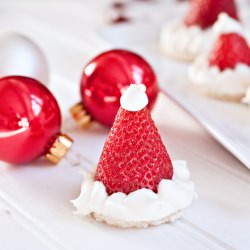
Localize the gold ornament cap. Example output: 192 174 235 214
70 102 92 128
45 133 73 164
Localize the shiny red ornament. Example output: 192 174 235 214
0 76 62 164
80 49 159 127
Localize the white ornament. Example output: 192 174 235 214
0 32 49 85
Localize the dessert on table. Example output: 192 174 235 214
189 13 250 101
72 84 196 228
160 0 239 61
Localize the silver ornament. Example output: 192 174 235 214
0 33 49 85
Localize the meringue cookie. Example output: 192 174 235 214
189 56 250 100
160 21 212 61
72 161 196 228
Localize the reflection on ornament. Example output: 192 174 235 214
0 33 49 85
0 76 72 164
71 49 159 127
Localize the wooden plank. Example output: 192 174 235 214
0 197 62 250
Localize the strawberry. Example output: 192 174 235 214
184 0 239 29
208 33 250 71
95 107 173 195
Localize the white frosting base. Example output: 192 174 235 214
120 84 148 111
189 55 250 99
72 160 196 228
160 21 212 61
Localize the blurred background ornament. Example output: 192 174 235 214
70 49 159 128
110 1 131 24
0 76 72 164
0 33 49 85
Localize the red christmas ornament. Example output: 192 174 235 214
70 49 159 127
0 76 72 164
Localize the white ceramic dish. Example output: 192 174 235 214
100 19 250 169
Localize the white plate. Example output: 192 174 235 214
158 59 250 169
99 3 250 169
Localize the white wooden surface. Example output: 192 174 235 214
0 1 250 250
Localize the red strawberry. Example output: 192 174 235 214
209 33 250 71
184 0 239 29
95 107 173 195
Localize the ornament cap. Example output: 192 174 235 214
45 133 73 164
70 102 92 128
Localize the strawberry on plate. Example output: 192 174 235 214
188 14 250 101
184 0 239 29
160 0 239 61
209 33 250 71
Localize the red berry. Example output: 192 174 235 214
184 0 239 29
209 33 250 71
95 107 173 195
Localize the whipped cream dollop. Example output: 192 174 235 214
213 13 244 36
160 21 212 61
72 161 196 228
120 83 148 111
189 14 250 99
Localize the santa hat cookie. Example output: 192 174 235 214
189 13 250 101
72 84 196 228
160 0 239 61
